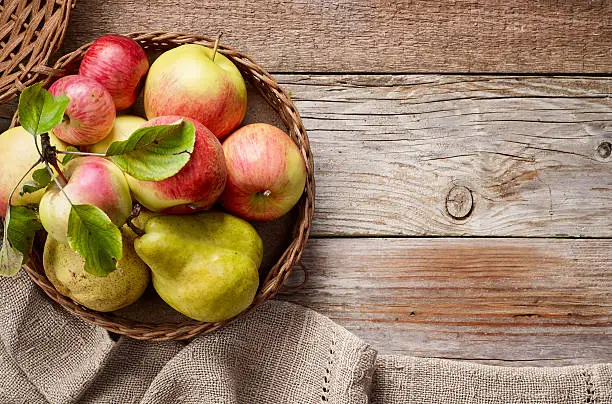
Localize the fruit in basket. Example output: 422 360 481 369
49 75 116 145
221 123 307 221
43 226 150 312
134 212 262 322
88 115 146 154
0 127 67 217
39 157 132 244
144 44 247 139
126 116 227 214
79 34 149 111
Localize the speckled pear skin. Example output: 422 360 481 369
43 227 150 312
134 211 263 323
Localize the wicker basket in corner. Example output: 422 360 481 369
18 32 315 341
0 0 76 104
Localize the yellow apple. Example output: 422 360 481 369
0 126 67 217
88 115 146 154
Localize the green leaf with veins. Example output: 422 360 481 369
19 168 52 196
18 83 70 136
67 204 122 277
62 146 80 165
0 205 42 276
106 120 195 181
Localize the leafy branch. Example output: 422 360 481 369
1 83 196 278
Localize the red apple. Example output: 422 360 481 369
220 123 307 221
144 44 247 139
79 34 149 111
49 75 115 145
126 116 227 213
39 157 133 244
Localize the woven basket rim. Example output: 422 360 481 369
16 31 315 341
0 0 76 104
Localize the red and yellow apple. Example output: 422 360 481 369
88 115 146 154
0 126 67 217
144 44 247 139
79 34 149 111
220 123 307 221
49 75 116 145
39 157 132 244
126 116 227 214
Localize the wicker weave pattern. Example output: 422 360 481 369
0 0 75 104
18 32 315 341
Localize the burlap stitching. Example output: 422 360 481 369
321 332 336 402
583 370 596 403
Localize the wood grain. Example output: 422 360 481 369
279 238 612 366
276 75 612 237
59 0 612 74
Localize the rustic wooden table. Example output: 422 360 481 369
2 1 610 366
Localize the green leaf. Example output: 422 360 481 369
61 146 80 165
67 204 122 277
18 83 70 136
106 120 195 181
0 237 23 278
19 168 52 196
0 205 42 276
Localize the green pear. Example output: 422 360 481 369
43 227 150 312
134 211 263 323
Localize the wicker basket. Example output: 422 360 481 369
17 32 315 341
0 0 75 104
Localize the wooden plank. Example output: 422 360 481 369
279 238 612 366
272 75 612 237
60 0 612 74
3 75 610 237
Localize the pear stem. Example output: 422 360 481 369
211 32 223 62
126 203 145 237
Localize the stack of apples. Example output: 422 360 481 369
0 35 307 323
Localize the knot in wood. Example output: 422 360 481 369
446 186 473 220
596 141 611 159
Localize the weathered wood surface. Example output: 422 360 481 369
60 0 612 74
280 238 612 366
279 75 611 237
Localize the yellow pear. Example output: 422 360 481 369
43 227 150 312
134 212 262 322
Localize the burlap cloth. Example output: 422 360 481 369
0 272 610 403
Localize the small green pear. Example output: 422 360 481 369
43 227 150 312
134 211 263 323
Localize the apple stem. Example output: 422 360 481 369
44 162 73 205
262 190 272 197
50 160 68 186
212 32 223 62
126 203 145 237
